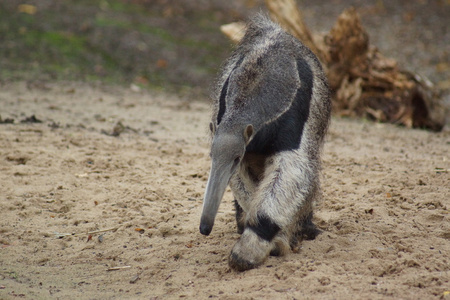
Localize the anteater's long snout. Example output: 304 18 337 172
199 162 233 236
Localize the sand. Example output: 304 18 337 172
0 82 448 299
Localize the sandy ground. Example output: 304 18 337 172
0 82 449 299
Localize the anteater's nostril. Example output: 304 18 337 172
199 223 212 236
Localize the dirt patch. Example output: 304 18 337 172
0 82 448 299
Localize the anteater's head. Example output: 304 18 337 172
199 123 254 236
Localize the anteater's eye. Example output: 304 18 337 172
233 156 240 165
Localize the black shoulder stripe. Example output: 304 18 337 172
217 56 245 125
291 56 313 143
245 58 313 155
296 57 313 102
217 77 228 125
247 214 280 241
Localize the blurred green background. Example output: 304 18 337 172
0 0 249 96
1 0 449 99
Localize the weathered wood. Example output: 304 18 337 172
264 0 322 61
325 8 444 130
220 22 246 44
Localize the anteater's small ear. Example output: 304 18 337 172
209 122 216 134
244 124 254 145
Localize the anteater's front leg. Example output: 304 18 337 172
229 173 255 235
228 150 318 271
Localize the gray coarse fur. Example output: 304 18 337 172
200 14 331 271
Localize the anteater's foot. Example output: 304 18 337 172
228 229 271 271
298 212 322 241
